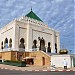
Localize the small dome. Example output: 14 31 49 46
59 49 68 54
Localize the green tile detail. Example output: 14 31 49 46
25 10 43 22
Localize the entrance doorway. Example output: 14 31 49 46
42 57 45 66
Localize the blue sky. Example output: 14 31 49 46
0 0 74 53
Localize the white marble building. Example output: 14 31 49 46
0 9 60 53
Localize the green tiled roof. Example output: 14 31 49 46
25 10 43 22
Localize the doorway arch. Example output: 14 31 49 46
9 38 12 48
32 40 37 49
4 38 8 48
55 43 57 53
47 42 51 53
1 41 3 49
42 57 45 66
19 38 25 49
39 38 46 52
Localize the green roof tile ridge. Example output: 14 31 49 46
25 10 43 22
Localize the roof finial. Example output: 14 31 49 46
31 7 32 11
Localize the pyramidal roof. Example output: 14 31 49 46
25 9 43 22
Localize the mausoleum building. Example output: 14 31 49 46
0 9 62 66
0 9 60 53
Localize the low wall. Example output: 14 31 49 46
51 54 74 68
0 51 51 66
73 58 75 67
30 51 51 66
2 51 11 61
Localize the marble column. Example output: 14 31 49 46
27 23 33 51
46 46 48 53
37 40 40 51
27 23 30 51
45 41 48 53
56 35 60 53
51 32 55 53
12 24 16 50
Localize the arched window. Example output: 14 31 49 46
39 37 46 52
9 38 12 43
32 40 37 49
4 38 8 43
1 41 3 45
1 41 3 49
4 38 8 48
20 38 25 43
55 43 57 53
47 42 51 53
19 38 25 49
9 38 12 48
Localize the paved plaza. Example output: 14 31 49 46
0 64 75 72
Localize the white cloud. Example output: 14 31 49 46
30 1 36 4
0 0 74 52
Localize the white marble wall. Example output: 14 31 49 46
0 21 15 51
51 55 74 68
0 16 60 53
